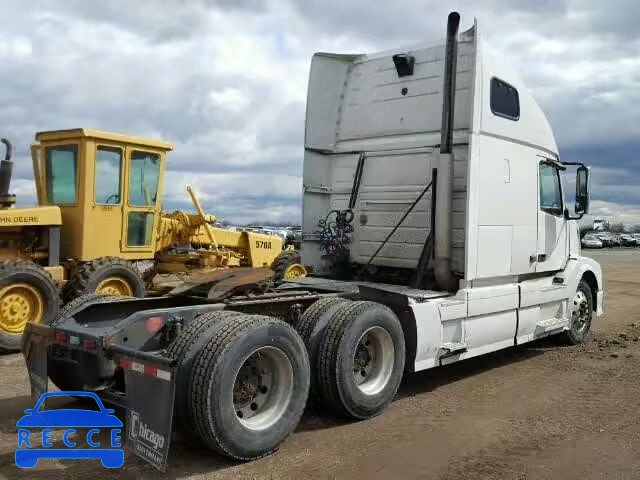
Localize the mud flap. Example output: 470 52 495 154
21 322 51 404
111 346 176 473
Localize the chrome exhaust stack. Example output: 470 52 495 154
0 138 16 208
434 12 460 291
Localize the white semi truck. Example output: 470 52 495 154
23 12 602 472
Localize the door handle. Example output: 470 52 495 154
530 254 547 263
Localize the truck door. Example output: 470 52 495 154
121 148 163 258
536 159 568 273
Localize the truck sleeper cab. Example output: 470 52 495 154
23 12 602 472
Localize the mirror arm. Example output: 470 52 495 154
564 208 584 221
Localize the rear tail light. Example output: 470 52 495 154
55 332 67 344
83 339 97 350
119 358 132 370
145 316 164 334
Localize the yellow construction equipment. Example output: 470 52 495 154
0 129 306 349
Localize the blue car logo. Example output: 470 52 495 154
16 391 124 468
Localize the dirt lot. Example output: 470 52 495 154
1 249 639 479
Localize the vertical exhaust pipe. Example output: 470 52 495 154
0 138 16 208
434 12 460 291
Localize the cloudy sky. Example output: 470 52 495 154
1 0 639 225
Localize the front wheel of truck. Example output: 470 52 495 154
189 314 310 460
562 279 593 345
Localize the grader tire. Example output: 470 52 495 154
63 257 145 302
190 314 309 460
166 310 243 431
48 294 129 391
0 260 60 351
271 251 307 283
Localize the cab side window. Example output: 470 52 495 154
539 163 563 216
95 146 122 204
490 77 520 120
128 151 161 207
45 145 77 205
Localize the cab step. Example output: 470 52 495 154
439 342 468 357
536 317 568 333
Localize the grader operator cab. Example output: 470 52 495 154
0 129 305 349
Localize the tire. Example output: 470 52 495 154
271 251 307 283
295 297 348 404
561 279 593 345
48 294 128 391
317 301 405 419
0 260 60 350
63 257 145 302
166 310 243 431
52 293 129 327
190 314 309 460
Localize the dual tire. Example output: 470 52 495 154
169 312 310 460
303 299 406 419
166 299 405 460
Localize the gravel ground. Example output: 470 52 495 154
0 248 639 479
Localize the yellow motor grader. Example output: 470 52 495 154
0 129 305 349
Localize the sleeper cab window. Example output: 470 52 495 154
490 77 520 120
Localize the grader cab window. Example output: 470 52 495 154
45 145 77 205
95 146 122 204
129 151 161 207
127 211 155 246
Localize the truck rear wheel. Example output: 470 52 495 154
317 301 405 419
271 251 307 283
0 260 60 350
190 314 309 460
295 297 348 403
562 279 593 345
63 257 145 302
166 310 243 431
48 294 128 391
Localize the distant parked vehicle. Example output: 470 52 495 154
582 234 603 249
620 234 640 246
594 232 615 247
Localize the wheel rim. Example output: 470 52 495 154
232 346 294 431
352 326 395 396
571 290 591 334
95 276 133 296
0 283 45 334
284 263 307 280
